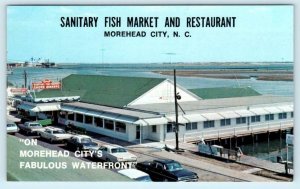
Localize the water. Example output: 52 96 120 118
7 63 294 96
239 133 294 163
7 63 294 162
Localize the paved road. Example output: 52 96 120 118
11 132 244 181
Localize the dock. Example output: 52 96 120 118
165 140 290 174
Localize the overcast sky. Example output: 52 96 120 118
7 5 293 64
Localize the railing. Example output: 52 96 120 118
182 120 293 142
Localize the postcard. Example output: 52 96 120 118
6 5 293 182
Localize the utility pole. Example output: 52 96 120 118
174 69 179 151
23 70 27 88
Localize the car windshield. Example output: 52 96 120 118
53 130 65 134
30 123 41 127
165 162 183 171
111 147 127 153
135 176 152 182
81 138 92 143
7 124 16 127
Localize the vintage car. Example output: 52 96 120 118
38 126 74 143
117 169 152 182
136 159 198 182
7 122 19 134
66 135 98 151
93 144 137 163
18 121 44 135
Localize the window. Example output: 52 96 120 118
236 117 246 124
186 122 198 130
104 119 114 130
94 117 103 127
115 122 126 133
156 163 164 170
67 113 74 121
291 112 293 118
251 115 260 123
204 121 214 128
166 124 173 133
220 119 231 126
152 125 157 133
60 112 66 119
85 115 93 124
76 113 83 122
265 114 274 121
279 113 287 119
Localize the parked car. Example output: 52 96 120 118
66 135 98 151
118 169 152 182
7 122 19 134
93 144 137 163
136 159 198 182
18 121 44 135
38 126 74 143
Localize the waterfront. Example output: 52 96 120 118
8 63 294 96
7 63 294 163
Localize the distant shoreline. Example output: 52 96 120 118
153 70 293 81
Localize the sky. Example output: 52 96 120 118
7 5 293 64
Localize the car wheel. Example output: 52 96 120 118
50 139 53 143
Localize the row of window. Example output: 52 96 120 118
166 112 292 132
62 113 126 133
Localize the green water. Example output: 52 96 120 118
239 134 293 163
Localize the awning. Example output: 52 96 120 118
166 115 189 124
235 109 256 117
61 106 89 114
34 96 80 103
17 103 60 112
100 112 119 120
264 107 282 114
182 114 207 122
114 115 138 124
61 106 76 112
134 117 169 126
201 113 224 120
85 110 103 117
218 111 239 119
249 108 269 115
17 103 35 111
277 105 293 112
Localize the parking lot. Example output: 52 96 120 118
7 114 292 182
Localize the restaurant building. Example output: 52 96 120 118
15 74 294 143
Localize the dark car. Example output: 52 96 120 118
136 159 198 182
66 135 98 151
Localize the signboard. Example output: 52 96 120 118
286 134 294 146
10 88 27 94
32 79 61 90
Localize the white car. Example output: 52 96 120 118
7 122 19 134
118 169 152 182
38 126 74 143
94 144 137 163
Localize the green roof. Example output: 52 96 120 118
34 74 164 107
189 87 261 99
